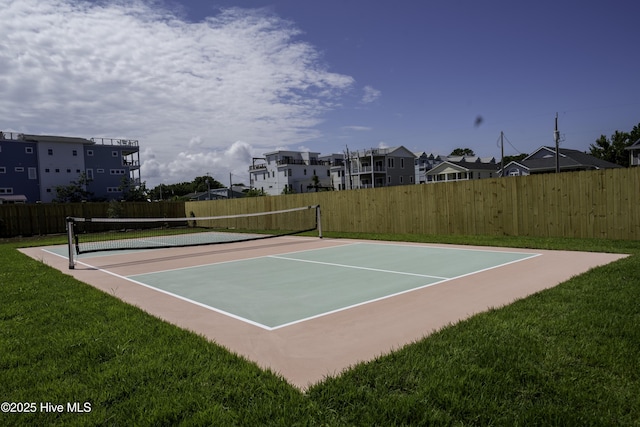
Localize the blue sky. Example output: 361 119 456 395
1 0 638 187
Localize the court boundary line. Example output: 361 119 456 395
125 242 361 277
269 252 542 329
121 249 542 330
42 248 273 330
352 240 541 256
268 255 450 280
41 244 543 331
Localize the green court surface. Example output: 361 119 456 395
126 243 538 329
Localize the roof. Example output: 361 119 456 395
349 146 416 158
523 146 622 171
19 134 94 144
0 195 28 202
427 160 499 175
625 138 640 150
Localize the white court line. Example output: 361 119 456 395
268 255 450 280
269 252 542 330
43 248 274 330
127 242 362 277
41 244 542 331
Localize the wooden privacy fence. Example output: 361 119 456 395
187 167 640 241
0 202 185 237
2 168 638 240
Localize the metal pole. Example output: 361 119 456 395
315 205 322 238
66 217 75 269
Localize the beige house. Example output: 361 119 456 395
426 157 498 183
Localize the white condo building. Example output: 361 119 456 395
249 150 344 195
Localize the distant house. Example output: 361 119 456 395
249 150 341 195
345 146 416 189
626 138 640 167
0 131 141 202
414 152 444 184
499 146 623 177
186 187 246 201
426 157 498 183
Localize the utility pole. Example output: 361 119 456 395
206 172 210 200
500 131 504 176
554 113 560 173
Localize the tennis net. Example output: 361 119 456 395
66 205 321 269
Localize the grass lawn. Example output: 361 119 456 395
1 233 639 426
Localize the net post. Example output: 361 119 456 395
66 217 75 269
315 205 322 238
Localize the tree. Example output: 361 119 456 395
53 172 93 203
149 176 225 200
192 175 224 192
119 177 148 202
450 148 475 157
281 185 296 194
307 175 321 192
589 122 640 167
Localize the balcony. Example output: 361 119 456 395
350 166 386 174
91 137 139 146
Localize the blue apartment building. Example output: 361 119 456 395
0 132 140 203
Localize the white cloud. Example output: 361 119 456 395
141 140 258 186
341 125 372 131
361 85 381 104
0 0 354 187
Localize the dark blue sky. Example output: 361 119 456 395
172 0 639 156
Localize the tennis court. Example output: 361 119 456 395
21 235 626 389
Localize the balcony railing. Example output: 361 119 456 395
91 137 139 146
351 166 386 174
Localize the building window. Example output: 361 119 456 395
48 148 53 155
86 169 94 180
107 187 122 193
15 167 24 172
72 149 78 156
55 169 60 173
26 147 34 154
0 167 5 173
97 168 104 173
400 176 404 184
112 151 118 157
45 168 50 173
304 169 307 175
28 168 37 180
87 150 94 156
0 188 14 194
401 158 405 168
388 158 394 168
